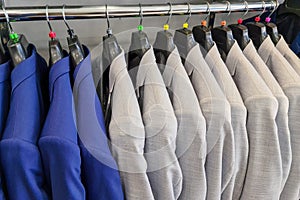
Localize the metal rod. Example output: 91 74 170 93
0 1 275 22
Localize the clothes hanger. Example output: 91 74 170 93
153 2 175 66
174 3 197 60
229 1 251 50
192 2 214 55
0 25 9 65
128 3 151 71
46 5 64 67
62 4 85 68
102 4 122 70
0 21 9 65
99 4 122 119
264 0 280 45
246 1 268 49
3 4 29 67
212 1 235 61
0 0 10 64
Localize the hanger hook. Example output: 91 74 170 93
241 1 249 19
62 4 73 34
221 1 231 24
185 3 192 24
106 4 112 35
137 3 144 31
106 4 110 29
226 1 232 19
204 2 211 21
258 1 266 18
139 3 143 26
46 5 53 32
46 5 57 39
165 2 172 26
2 3 13 34
267 0 278 18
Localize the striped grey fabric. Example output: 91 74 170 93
205 44 248 200
243 39 292 192
161 47 207 200
276 36 300 75
258 36 300 200
130 46 183 200
183 44 233 200
107 50 154 200
226 41 282 199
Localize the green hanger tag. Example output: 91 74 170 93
137 25 144 31
9 33 19 43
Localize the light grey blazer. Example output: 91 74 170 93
130 46 183 200
244 39 292 192
183 44 233 200
258 36 300 200
226 41 282 200
161 47 207 200
276 36 300 75
107 50 154 200
205 44 248 200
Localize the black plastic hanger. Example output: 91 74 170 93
264 1 280 45
0 20 10 64
212 1 235 61
2 5 29 67
62 4 85 68
102 4 122 69
229 1 251 50
128 4 151 71
153 2 175 66
46 5 63 67
246 1 268 49
0 1 9 64
192 2 214 54
174 3 197 61
98 5 122 122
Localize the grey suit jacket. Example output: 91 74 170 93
276 36 300 75
244 40 292 192
226 41 282 200
107 50 154 200
205 44 248 200
161 47 207 200
130 47 183 200
258 36 300 200
184 44 233 200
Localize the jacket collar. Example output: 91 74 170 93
163 47 182 87
205 43 223 71
11 45 46 93
49 56 70 100
184 44 206 75
108 49 127 93
243 39 257 60
258 36 274 63
135 46 156 92
225 41 242 76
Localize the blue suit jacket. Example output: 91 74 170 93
73 46 124 200
0 60 11 200
0 45 49 200
39 56 86 200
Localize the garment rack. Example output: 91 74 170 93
0 1 275 22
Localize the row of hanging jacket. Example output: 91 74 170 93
92 2 300 199
0 2 299 200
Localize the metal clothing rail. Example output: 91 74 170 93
0 1 275 22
